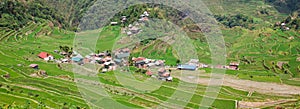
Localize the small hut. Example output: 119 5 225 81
29 64 39 69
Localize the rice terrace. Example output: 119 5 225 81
0 0 299 109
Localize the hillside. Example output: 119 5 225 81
0 0 299 108
0 0 95 30
266 0 300 13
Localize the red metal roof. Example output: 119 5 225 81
133 57 146 61
146 71 152 76
38 52 49 59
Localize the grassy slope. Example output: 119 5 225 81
130 0 300 84
0 0 299 108
0 24 296 108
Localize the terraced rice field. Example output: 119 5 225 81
0 24 298 108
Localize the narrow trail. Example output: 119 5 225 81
238 99 298 108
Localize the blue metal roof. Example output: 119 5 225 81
72 57 82 62
114 59 122 63
177 64 197 70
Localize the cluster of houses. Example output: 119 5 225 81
67 51 118 73
31 48 240 81
157 68 172 81
139 11 150 22
126 23 141 36
28 63 48 77
275 22 290 31
178 59 207 70
31 50 118 73
112 48 172 81
26 52 52 77
110 16 128 25
28 9 240 81
176 59 240 71
111 11 151 36
132 57 165 68
129 56 173 81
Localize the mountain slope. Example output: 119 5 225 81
0 0 95 31
266 0 300 13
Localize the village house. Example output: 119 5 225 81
60 51 68 56
37 70 47 77
214 65 224 69
128 24 133 28
139 17 149 22
198 63 209 68
155 60 165 66
115 52 130 59
277 61 288 69
127 31 133 36
121 16 127 23
71 54 83 63
132 57 146 67
38 52 54 61
177 64 197 70
129 26 140 34
113 48 131 66
61 58 70 63
278 22 291 31
121 48 130 53
111 22 118 25
143 11 149 17
131 57 165 69
54 50 59 53
157 68 172 81
184 59 209 69
29 64 39 69
101 60 116 73
146 70 153 76
83 58 91 64
139 11 150 22
3 74 10 79
186 59 201 67
228 61 239 70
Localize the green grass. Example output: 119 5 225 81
0 1 299 107
96 26 121 52
0 92 39 108
131 40 179 66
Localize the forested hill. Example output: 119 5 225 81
264 0 300 30
0 0 95 31
266 0 300 13
1 0 300 31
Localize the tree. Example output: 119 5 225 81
176 59 181 64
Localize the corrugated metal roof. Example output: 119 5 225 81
177 64 197 70
116 53 130 59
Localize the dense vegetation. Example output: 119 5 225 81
266 0 300 13
214 14 255 29
0 0 65 30
274 14 300 30
0 0 95 31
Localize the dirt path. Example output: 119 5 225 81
238 99 298 108
172 70 300 96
